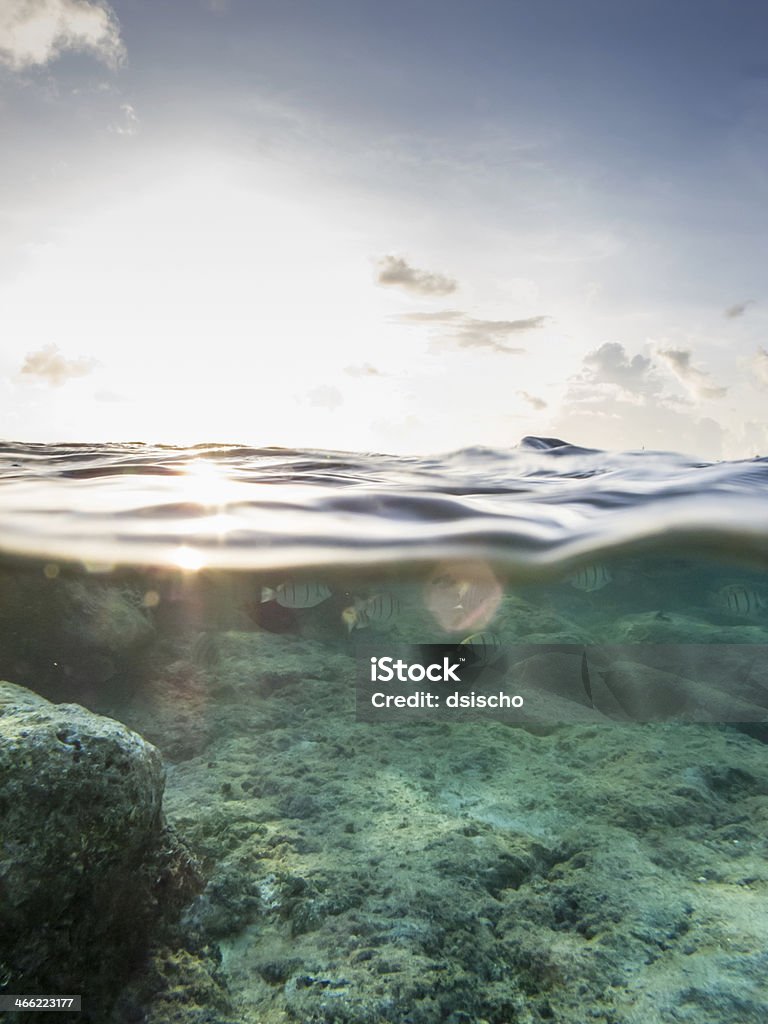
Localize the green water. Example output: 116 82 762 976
1 550 767 1023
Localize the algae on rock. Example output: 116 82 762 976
0 682 202 1023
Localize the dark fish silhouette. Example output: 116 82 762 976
598 669 633 719
460 631 503 667
581 649 594 708
243 598 298 634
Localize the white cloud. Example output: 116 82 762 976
549 342 726 457
0 0 124 71
399 308 547 354
448 314 547 353
655 347 727 400
570 342 725 405
751 347 768 388
580 341 660 396
517 390 547 410
109 102 139 135
20 343 97 385
376 255 457 296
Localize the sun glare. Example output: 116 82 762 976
179 458 241 509
170 544 207 571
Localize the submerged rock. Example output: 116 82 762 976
60 579 154 653
0 569 155 706
0 682 201 1023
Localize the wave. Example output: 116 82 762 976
1 437 767 572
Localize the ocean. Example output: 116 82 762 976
0 436 767 1024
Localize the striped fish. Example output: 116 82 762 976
455 580 491 612
459 631 503 667
261 582 332 608
342 592 401 631
714 583 766 619
569 564 613 593
423 562 503 631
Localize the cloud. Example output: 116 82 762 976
399 308 547 354
377 255 457 296
344 363 384 377
573 342 725 404
452 315 547 352
550 343 727 457
517 390 547 410
305 385 343 410
562 341 662 406
553 344 725 456
752 347 768 388
0 0 124 71
109 102 139 136
580 341 659 394
397 310 463 322
725 300 755 319
656 347 727 400
20 343 97 385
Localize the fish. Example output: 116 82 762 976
260 582 332 609
459 631 503 667
455 580 492 612
243 599 298 633
598 670 633 718
712 583 766 619
342 592 401 631
580 650 594 707
569 564 613 592
423 560 503 632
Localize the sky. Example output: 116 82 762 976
1 0 768 458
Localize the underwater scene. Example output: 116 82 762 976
1 437 768 1024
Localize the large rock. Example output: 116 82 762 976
0 682 199 1022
